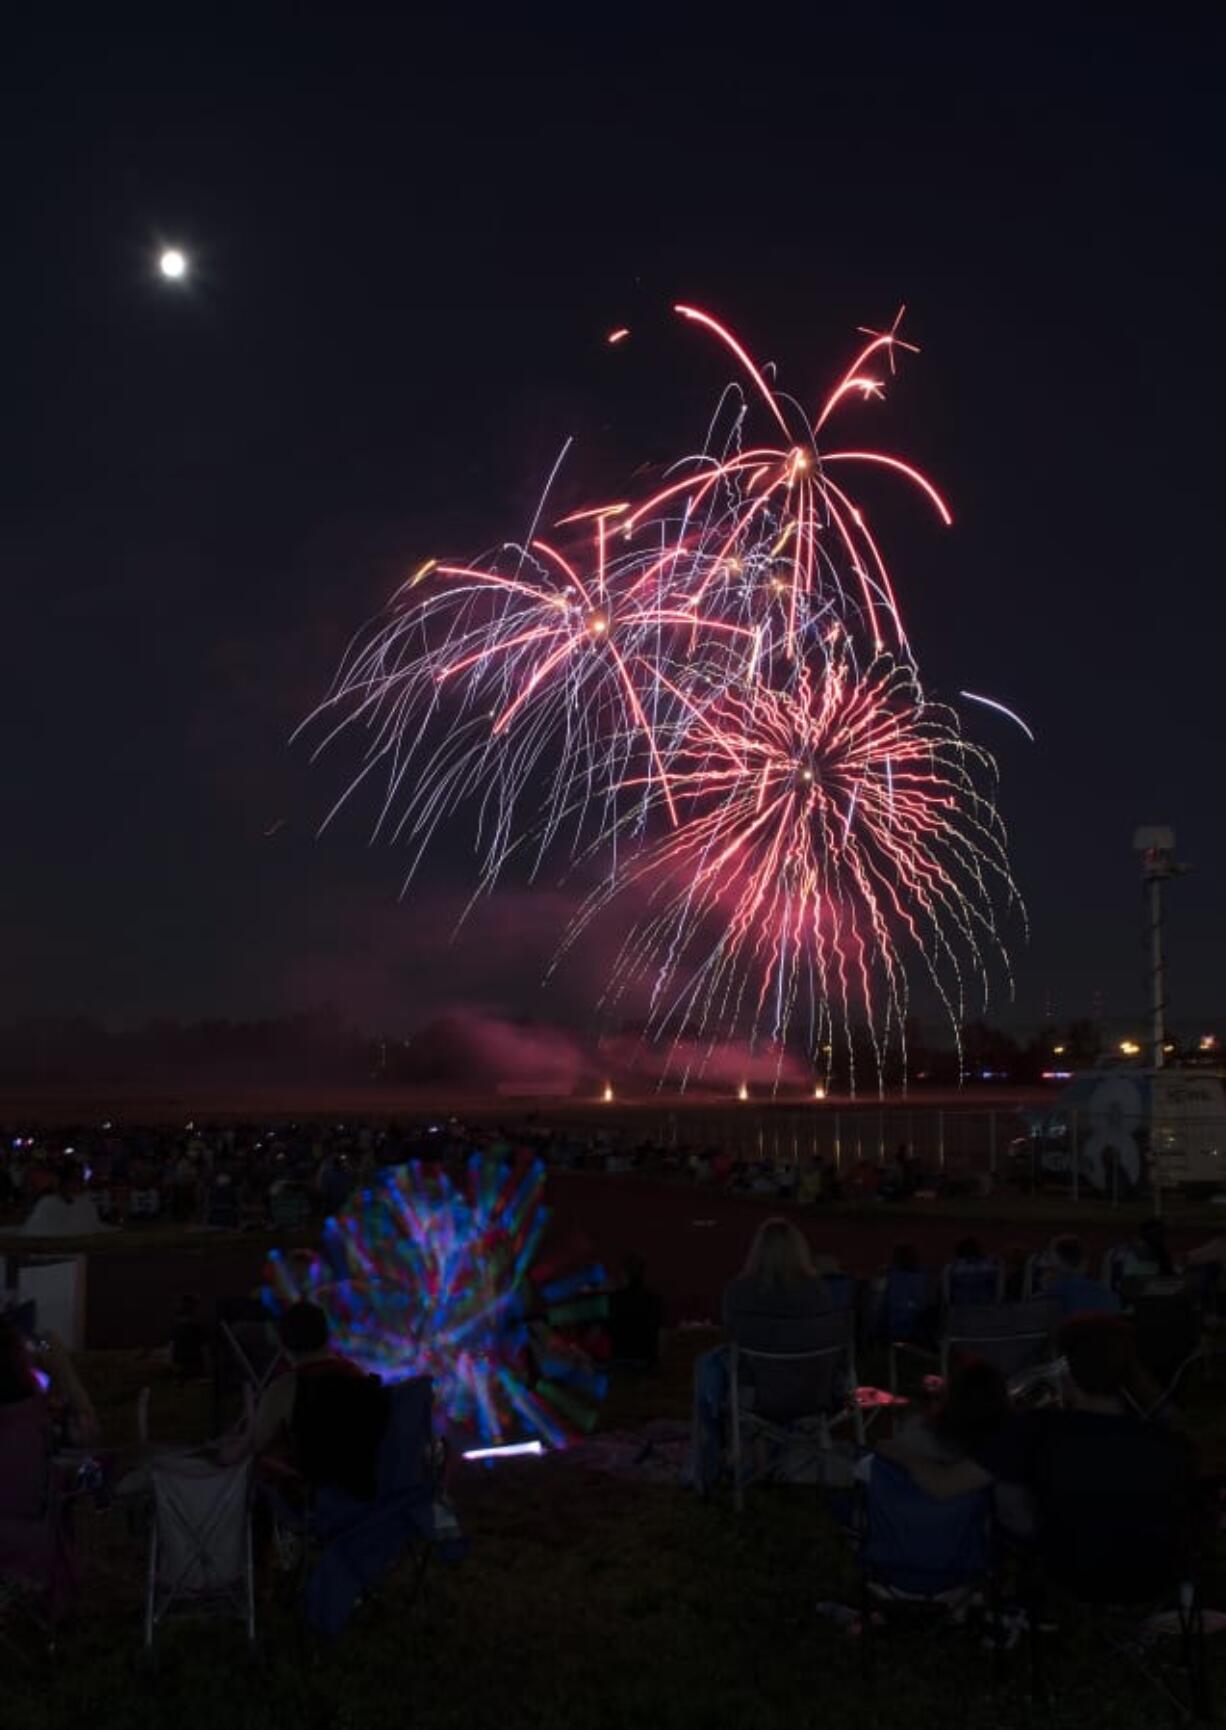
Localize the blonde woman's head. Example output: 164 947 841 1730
742 1216 817 1290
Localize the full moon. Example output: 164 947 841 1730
159 248 188 281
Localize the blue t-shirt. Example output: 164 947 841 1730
1047 1273 1121 1317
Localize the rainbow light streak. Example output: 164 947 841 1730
263 1157 608 1448
303 304 1023 1087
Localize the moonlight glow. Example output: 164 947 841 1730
158 248 188 281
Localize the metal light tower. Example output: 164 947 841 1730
1132 826 1183 1070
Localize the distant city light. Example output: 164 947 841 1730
1119 1039 1141 1057
1052 1044 1066 1056
1200 1034 1218 1052
813 1084 826 1101
601 1083 614 1103
737 1083 749 1102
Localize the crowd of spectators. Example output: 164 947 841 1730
0 1113 1008 1238
710 1212 1223 1669
0 1116 655 1232
3 1128 1226 1683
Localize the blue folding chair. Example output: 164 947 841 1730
302 1375 450 1636
942 1259 1004 1306
879 1269 934 1340
728 1310 864 1512
882 1269 939 1392
855 1455 997 1679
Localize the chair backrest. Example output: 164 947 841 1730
882 1268 932 1340
1131 1285 1200 1389
1102 1241 1157 1294
1022 1251 1052 1300
213 1306 282 1396
731 1309 855 1423
861 1455 992 1595
1031 1416 1196 1601
292 1370 391 1502
375 1375 434 1500
942 1259 1004 1306
151 1457 251 1592
944 1296 1062 1378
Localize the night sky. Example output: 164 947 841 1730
7 12 1225 1040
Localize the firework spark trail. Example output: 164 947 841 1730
303 304 1022 1087
559 648 1015 1087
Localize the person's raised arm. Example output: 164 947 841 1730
43 1332 99 1444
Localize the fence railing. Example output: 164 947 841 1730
562 1101 1226 1208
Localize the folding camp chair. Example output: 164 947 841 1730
212 1299 283 1436
854 1455 998 1681
879 1269 937 1392
940 1297 1063 1381
941 1258 1005 1306
1021 1251 1057 1300
1102 1242 1164 1301
1129 1282 1204 1417
144 1456 254 1652
299 1375 445 1636
728 1309 863 1513
1019 1421 1211 1721
824 1272 856 1312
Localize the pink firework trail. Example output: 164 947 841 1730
303 305 1022 1087
561 642 1014 1093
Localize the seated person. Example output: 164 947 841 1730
945 1237 1001 1303
876 1148 907 1200
1041 1235 1121 1317
690 1219 831 1491
888 1355 1030 1534
1000 1243 1031 1302
878 1314 1199 1601
608 1257 664 1366
169 1293 209 1380
893 1357 1011 1464
875 1243 935 1342
1116 1217 1174 1286
0 1315 98 1616
221 1302 389 1502
723 1217 831 1335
